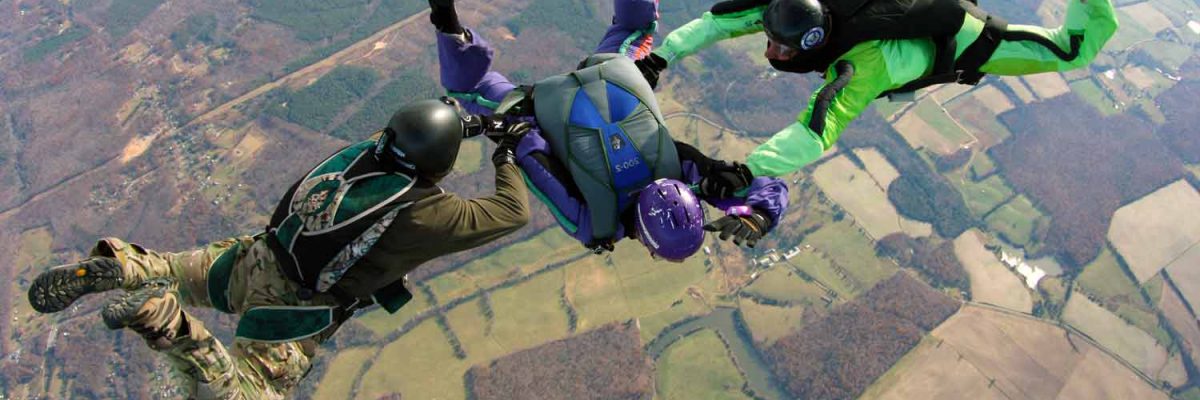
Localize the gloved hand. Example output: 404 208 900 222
704 208 770 248
634 53 668 89
490 121 532 166
699 161 754 199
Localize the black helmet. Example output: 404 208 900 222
763 0 830 52
384 98 465 182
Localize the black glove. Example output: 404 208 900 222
490 121 532 166
704 210 770 248
429 0 464 35
634 53 668 89
699 161 754 199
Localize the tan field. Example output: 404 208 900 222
930 82 974 105
1000 76 1036 104
1159 280 1200 370
893 111 958 154
1062 295 1185 384
1108 180 1200 283
972 85 1016 114
1121 66 1159 91
1023 72 1072 100
813 155 932 239
1121 3 1175 34
953 231 1033 313
854 148 901 188
865 306 1168 400
1165 245 1200 311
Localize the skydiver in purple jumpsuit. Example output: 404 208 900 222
429 0 790 256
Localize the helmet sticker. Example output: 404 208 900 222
800 27 826 50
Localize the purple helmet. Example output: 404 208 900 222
635 178 706 262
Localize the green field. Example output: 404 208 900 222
1077 247 1139 301
444 298 509 363
488 269 571 351
356 319 465 400
313 347 377 400
742 264 829 306
984 195 1045 247
107 0 165 38
954 174 1014 218
967 153 996 179
656 329 752 400
638 295 711 344
800 219 898 296
23 26 90 62
1108 9 1157 51
426 229 577 302
738 299 805 346
249 0 370 42
331 72 443 140
789 251 855 300
1068 78 1119 116
913 98 974 148
1143 274 1165 306
607 238 720 313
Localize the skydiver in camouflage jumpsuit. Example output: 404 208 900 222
27 99 533 399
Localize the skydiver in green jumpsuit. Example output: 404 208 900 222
636 0 1118 179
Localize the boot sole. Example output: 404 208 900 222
28 257 124 313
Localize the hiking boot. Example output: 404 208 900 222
28 257 125 313
101 278 183 342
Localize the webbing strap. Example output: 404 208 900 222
206 241 242 314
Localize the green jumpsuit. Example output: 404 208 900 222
653 0 1119 177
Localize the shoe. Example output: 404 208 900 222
101 278 180 338
28 257 124 313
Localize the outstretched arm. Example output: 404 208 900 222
436 28 517 115
653 0 768 64
675 141 788 231
746 47 896 177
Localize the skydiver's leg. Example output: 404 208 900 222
92 236 254 308
431 0 516 114
102 279 310 399
979 0 1117 75
595 0 660 59
28 237 247 313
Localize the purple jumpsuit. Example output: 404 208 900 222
437 0 789 248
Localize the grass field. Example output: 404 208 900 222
444 297 509 363
356 319 463 400
1108 8 1157 51
313 347 377 400
813 155 924 239
656 329 752 400
953 230 1032 312
742 264 829 305
943 94 1012 149
984 195 1044 247
1108 180 1200 283
1165 246 1200 319
1068 78 1120 116
737 298 805 346
1063 294 1182 383
892 110 950 153
971 85 1015 115
1077 247 1139 302
802 219 898 291
788 251 856 300
427 229 578 302
22 26 90 62
912 99 974 154
638 295 711 344
1120 2 1173 33
1142 40 1194 72
954 174 1014 218
967 152 996 178
488 269 572 351
107 0 165 39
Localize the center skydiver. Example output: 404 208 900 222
27 99 532 399
635 0 1118 177
429 0 790 260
